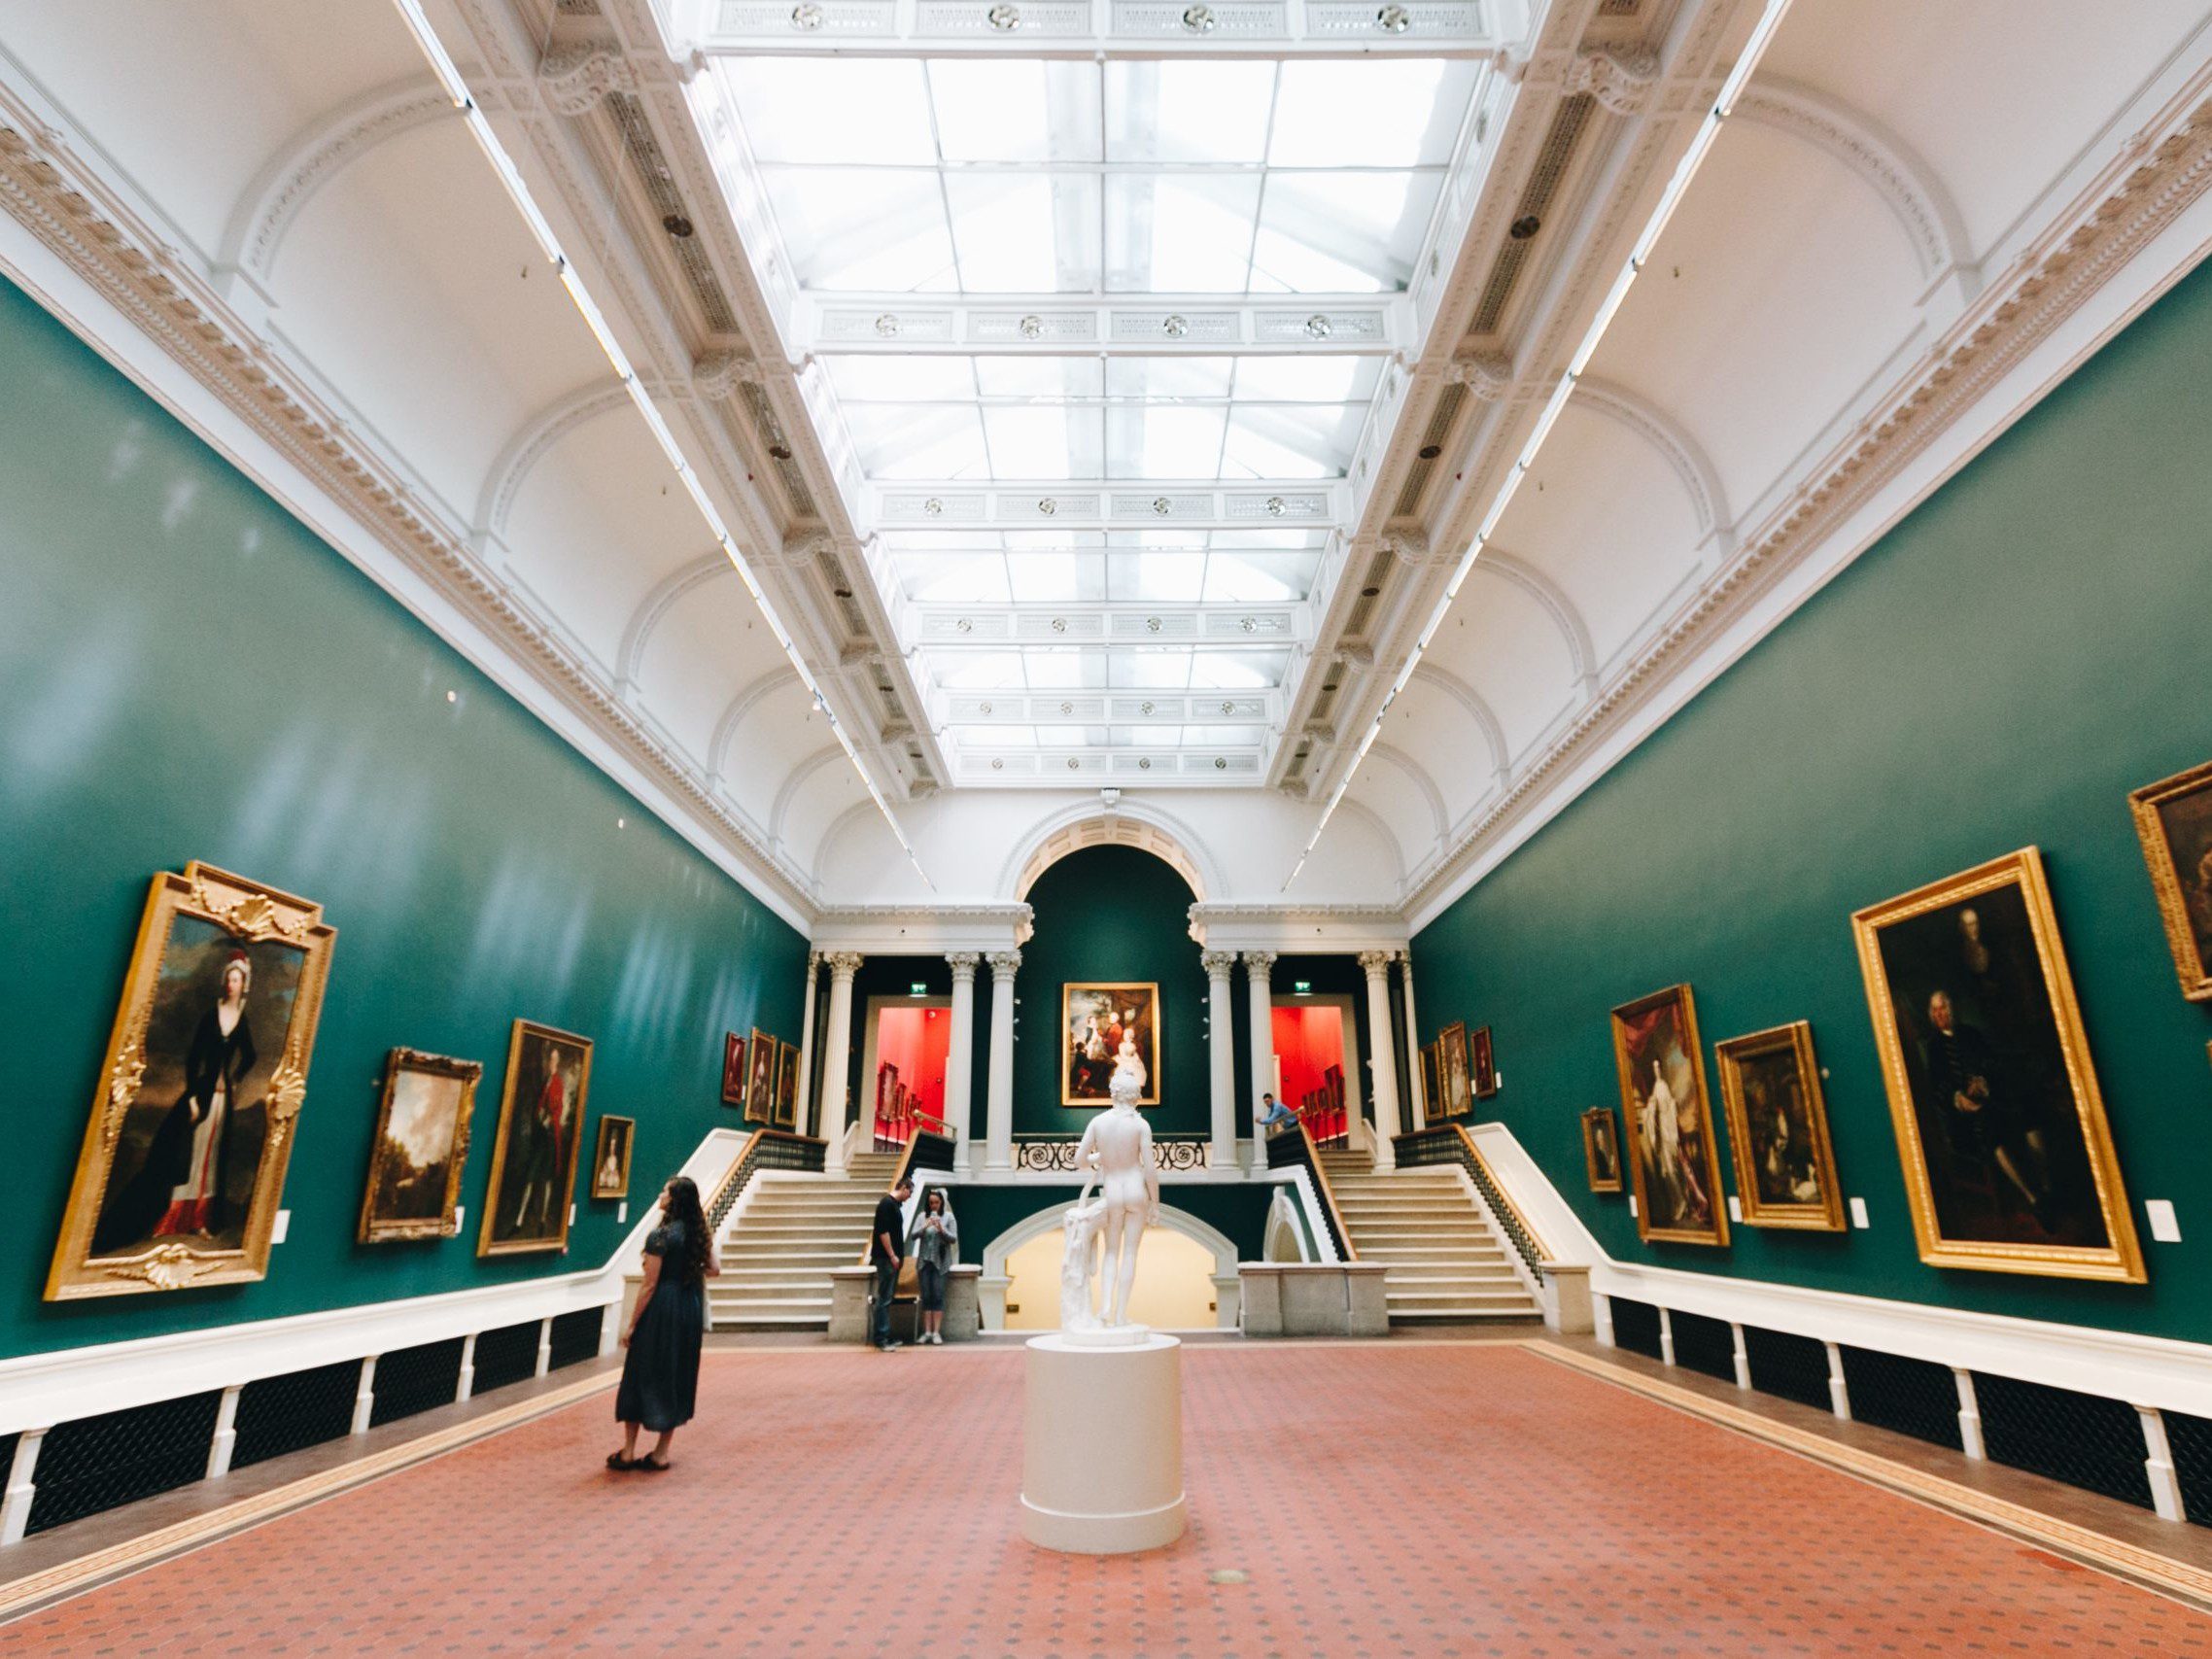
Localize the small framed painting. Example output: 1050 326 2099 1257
360 1049 480 1243
1419 1043 1440 1122
1470 1025 1498 1099
1610 984 1728 1247
1438 1021 1472 1120
777 1040 800 1127
1713 1021 1844 1231
1580 1106 1623 1193
591 1115 635 1200
745 1025 778 1119
2129 757 2212 1000
720 1032 746 1108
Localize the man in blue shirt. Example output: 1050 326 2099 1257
1257 1092 1299 1132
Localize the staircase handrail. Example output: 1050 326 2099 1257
706 1129 827 1233
1394 1123 1549 1282
1265 1120 1359 1262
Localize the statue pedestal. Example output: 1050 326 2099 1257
1020 1332 1185 1554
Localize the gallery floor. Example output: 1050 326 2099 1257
2 1338 2208 1657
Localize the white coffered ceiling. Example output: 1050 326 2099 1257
2 0 2208 916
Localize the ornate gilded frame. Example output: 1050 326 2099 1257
1713 1022 1845 1231
1852 847 2143 1281
46 863 336 1300
720 1031 746 1107
476 1019 592 1258
1419 1042 1440 1122
358 1048 480 1243
1610 984 1729 1247
1470 1024 1499 1099
1060 982 1161 1106
2129 757 2212 1000
745 1024 777 1119
591 1114 635 1200
1438 1021 1470 1119
776 1039 800 1127
1580 1106 1623 1193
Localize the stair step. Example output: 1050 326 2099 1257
1388 1308 1544 1324
1385 1286 1539 1306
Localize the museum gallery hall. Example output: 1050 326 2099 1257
6 0 2212 1653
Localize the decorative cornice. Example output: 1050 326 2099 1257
1567 47 1661 119
690 346 758 401
985 950 1022 976
0 88 821 920
1192 902 1407 923
1407 77 2212 919
1445 350 1515 401
814 902 1034 924
537 42 639 118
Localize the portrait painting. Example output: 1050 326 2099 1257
2130 757 2212 1000
478 1020 592 1257
48 865 336 1300
1852 847 2142 1281
1438 1021 1472 1120
1419 1043 1440 1122
591 1115 635 1200
721 1032 745 1107
745 1025 778 1120
1610 985 1728 1247
1580 1107 1623 1193
1470 1025 1498 1099
359 1049 480 1243
776 1040 800 1127
1062 983 1160 1106
1714 1022 1844 1231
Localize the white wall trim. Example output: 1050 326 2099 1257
1466 1122 2212 1419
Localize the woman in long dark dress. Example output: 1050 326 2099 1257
611 1175 715 1471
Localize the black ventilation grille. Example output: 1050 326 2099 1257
549 1307 605 1371
232 1360 360 1471
2164 1410 2212 1529
1669 1309 1736 1383
1743 1326 1833 1413
1840 1346 1962 1451
369 1336 466 1428
1391 381 1468 518
471 1321 543 1396
1472 94 1594 333
1609 1296 1663 1360
27 1391 221 1536
1341 546 1399 639
604 92 741 335
1975 1372 2152 1510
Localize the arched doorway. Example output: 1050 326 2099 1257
980 1203 1242 1331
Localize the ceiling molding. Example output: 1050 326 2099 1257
1404 66 2212 925
471 379 633 546
0 83 824 921
1469 544 1600 691
1332 798 1407 889
1408 661 1510 789
769 743 846 844
614 549 734 695
1367 741 1451 845
1003 800 1223 903
1573 374 1733 545
708 664 802 785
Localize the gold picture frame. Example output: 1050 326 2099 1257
477 1020 592 1257
776 1039 800 1127
359 1049 480 1243
1852 847 2143 1282
1470 1024 1498 1099
1438 1021 1472 1120
591 1114 635 1200
1713 1022 1845 1231
745 1025 777 1120
2129 757 2212 1000
46 863 337 1300
1580 1106 1623 1193
1610 984 1729 1247
1418 1042 1440 1123
1061 983 1161 1106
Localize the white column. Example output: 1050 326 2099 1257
206 1384 242 1479
1358 950 1401 1172
1 1430 46 1547
984 950 1021 1170
535 1316 553 1378
794 950 821 1133
945 952 980 1169
353 1356 378 1435
1202 950 1238 1169
1243 950 1276 1165
1398 950 1427 1130
816 951 863 1172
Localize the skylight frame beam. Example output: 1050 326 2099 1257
798 294 1415 356
953 747 1271 782
865 478 1344 532
941 691 1280 725
908 599 1308 644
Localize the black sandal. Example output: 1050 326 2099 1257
606 1452 637 1471
639 1457 672 1472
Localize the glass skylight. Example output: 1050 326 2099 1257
711 52 1485 774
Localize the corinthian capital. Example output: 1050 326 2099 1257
823 950 865 978
1199 950 1238 977
986 950 1022 979
1356 950 1395 976
538 42 639 118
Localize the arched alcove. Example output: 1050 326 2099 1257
979 1202 1242 1331
1002 804 1221 902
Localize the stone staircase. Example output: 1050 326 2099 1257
1318 1148 1544 1326
708 1150 904 1331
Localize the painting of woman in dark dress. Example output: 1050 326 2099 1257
48 864 335 1300
2131 757 2212 1000
478 1020 592 1257
1852 847 2143 1282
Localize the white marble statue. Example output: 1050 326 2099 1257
1057 1042 1158 1333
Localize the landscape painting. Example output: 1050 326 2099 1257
359 1049 480 1243
1610 984 1728 1247
48 864 336 1300
1852 847 2142 1281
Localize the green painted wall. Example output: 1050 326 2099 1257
0 276 806 1359
1012 846 1215 1138
1410 256 2212 1341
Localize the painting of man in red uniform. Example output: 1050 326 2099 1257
480 1020 593 1257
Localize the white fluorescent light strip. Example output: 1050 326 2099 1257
1283 0 1797 893
389 0 931 886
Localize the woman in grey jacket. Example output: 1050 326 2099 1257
909 1188 958 1345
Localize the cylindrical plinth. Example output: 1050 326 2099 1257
1020 1332 1185 1554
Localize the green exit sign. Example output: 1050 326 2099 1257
1293 981 1313 995
910 982 928 996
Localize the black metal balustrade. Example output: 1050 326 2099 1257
706 1128 827 1232
1261 1123 1358 1262
1010 1135 1211 1173
1393 1123 1548 1285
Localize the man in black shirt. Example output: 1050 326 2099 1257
871 1177 913 1351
